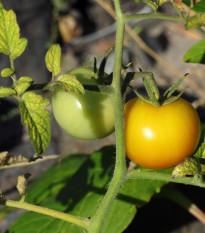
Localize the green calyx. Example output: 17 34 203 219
63 49 113 92
123 70 187 106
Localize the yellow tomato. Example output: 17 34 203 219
124 97 201 169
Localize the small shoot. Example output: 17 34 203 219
49 74 85 94
16 173 31 202
45 44 85 94
45 44 61 81
143 0 159 11
0 2 27 83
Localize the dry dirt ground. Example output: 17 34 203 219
0 0 205 232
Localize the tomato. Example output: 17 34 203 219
124 97 201 169
52 67 115 140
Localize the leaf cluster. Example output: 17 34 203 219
0 4 85 155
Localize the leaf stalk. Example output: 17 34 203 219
123 13 186 23
1 199 90 230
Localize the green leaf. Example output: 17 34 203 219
172 157 202 178
0 87 16 97
130 85 152 104
162 75 185 99
0 3 27 59
66 67 98 85
19 92 51 154
121 72 135 98
194 143 205 159
192 0 205 12
45 44 61 76
18 77 33 82
186 14 205 29
51 74 85 94
1 68 14 77
161 75 186 105
183 39 205 64
11 38 27 60
8 146 166 233
14 76 33 95
97 48 112 84
163 89 185 105
143 0 159 11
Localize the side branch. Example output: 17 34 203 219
123 13 186 23
126 169 205 188
0 199 90 230
0 155 61 170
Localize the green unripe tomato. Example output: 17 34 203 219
52 67 115 140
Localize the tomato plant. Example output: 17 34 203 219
124 97 201 169
1 1 205 233
52 67 115 140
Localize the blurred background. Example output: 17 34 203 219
0 0 205 232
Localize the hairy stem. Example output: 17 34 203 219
1 199 90 230
89 0 127 232
9 56 17 83
28 83 112 93
127 169 205 188
123 13 186 23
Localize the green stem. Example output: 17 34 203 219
159 185 205 224
9 56 15 72
9 55 17 84
123 13 186 23
51 73 55 82
27 83 113 93
126 169 205 188
27 83 51 91
134 72 160 106
20 195 26 203
89 0 127 232
1 199 90 230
